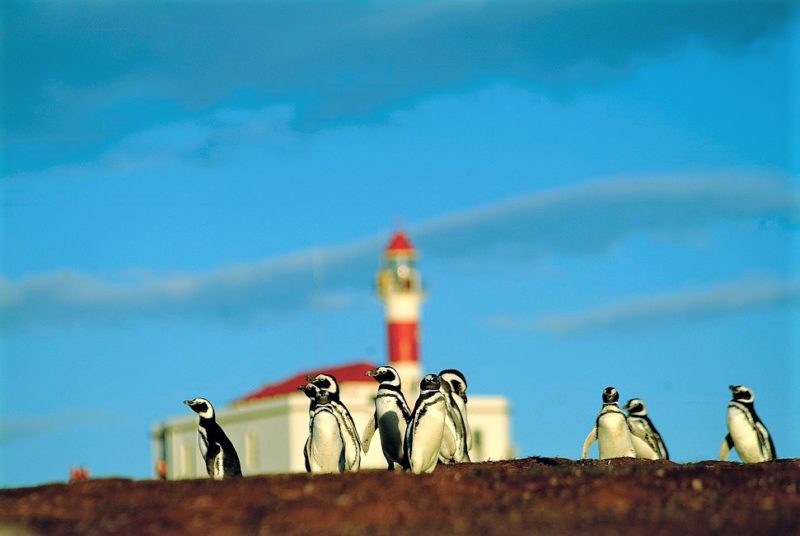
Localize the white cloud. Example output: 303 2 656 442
493 277 800 336
1 172 796 333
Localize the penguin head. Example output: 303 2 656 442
729 385 755 403
439 377 453 394
439 369 468 403
183 397 215 419
297 383 331 404
602 387 619 405
305 373 339 397
623 398 647 416
366 366 401 387
420 374 441 392
297 384 318 400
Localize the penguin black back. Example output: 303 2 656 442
184 397 242 479
363 365 411 470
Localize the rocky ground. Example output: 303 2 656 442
1 457 799 536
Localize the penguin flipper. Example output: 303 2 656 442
303 437 311 473
452 405 470 463
361 412 377 453
755 422 776 460
766 432 777 460
719 434 734 461
581 427 597 459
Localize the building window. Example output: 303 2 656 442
472 429 484 461
178 442 191 477
245 432 258 470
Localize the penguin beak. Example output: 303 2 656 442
366 370 378 377
183 400 193 406
728 385 736 392
304 375 315 382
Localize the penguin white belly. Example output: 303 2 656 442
597 413 635 459
629 434 659 460
212 450 225 480
728 407 766 463
410 403 446 474
376 399 407 462
309 411 345 473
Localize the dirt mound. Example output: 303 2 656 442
2 457 799 535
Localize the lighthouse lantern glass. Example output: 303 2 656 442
380 255 420 295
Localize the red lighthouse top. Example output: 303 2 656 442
386 231 415 255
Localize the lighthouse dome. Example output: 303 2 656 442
385 231 415 255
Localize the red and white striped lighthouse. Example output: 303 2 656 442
377 231 424 397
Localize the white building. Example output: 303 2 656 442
152 232 512 478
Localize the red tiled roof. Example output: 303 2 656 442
386 231 414 254
235 361 377 404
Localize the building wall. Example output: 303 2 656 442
465 396 514 461
153 383 511 478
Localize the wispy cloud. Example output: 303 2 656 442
101 105 296 171
7 105 297 182
412 172 796 260
1 173 795 333
0 240 383 333
6 1 793 173
488 277 800 336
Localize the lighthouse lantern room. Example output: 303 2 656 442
377 231 424 397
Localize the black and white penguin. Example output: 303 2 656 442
623 398 669 460
183 397 242 479
298 384 345 473
581 387 636 459
305 373 361 472
361 365 411 470
438 369 471 464
720 385 776 463
404 374 447 474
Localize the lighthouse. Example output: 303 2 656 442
153 229 513 478
376 231 424 398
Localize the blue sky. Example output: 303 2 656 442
1 1 798 486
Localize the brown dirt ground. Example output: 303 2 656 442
1 457 799 536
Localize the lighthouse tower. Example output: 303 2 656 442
377 231 424 398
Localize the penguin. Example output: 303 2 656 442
404 374 448 474
298 384 345 474
305 373 361 472
438 369 471 463
183 397 242 479
720 385 776 463
361 365 411 470
581 387 636 459
623 398 669 460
